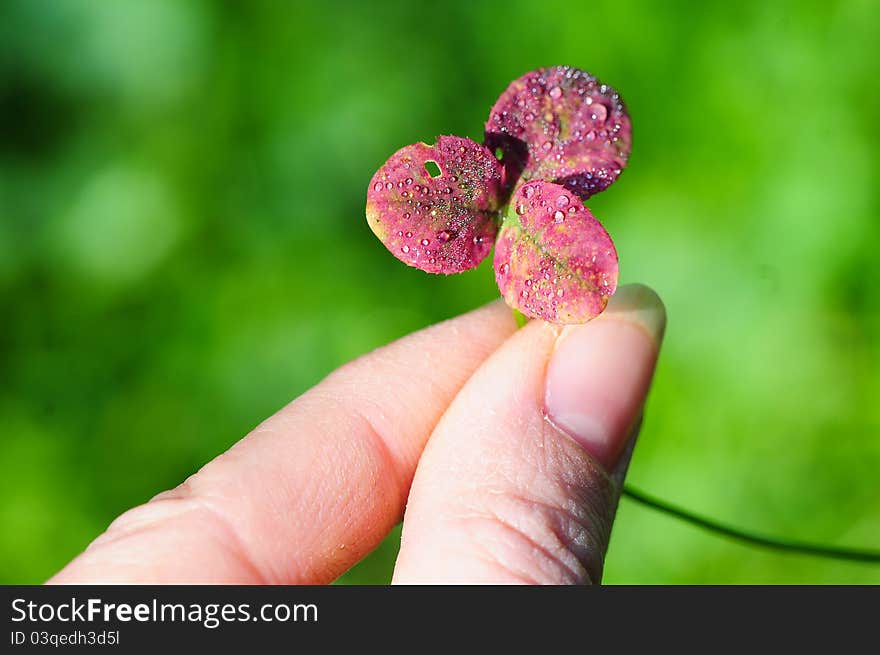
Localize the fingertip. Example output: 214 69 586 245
598 283 667 346
545 285 663 470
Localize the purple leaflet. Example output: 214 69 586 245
485 65 632 200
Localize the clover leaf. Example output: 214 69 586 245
365 66 628 324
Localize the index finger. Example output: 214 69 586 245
50 301 517 584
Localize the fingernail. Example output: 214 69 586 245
544 285 666 470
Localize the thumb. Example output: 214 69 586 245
392 284 665 584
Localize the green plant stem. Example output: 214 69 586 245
622 485 880 564
511 309 529 328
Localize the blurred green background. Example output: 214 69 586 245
1 0 878 584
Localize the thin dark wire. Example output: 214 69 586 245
622 485 880 564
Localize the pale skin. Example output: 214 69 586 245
50 284 665 585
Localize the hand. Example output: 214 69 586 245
50 284 665 584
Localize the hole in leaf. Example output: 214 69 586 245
495 147 504 160
424 160 442 177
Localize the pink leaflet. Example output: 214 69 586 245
366 135 504 274
494 180 618 323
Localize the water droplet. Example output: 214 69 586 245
591 104 608 122
556 195 570 208
586 130 596 141
523 186 535 199
402 245 410 253
405 231 413 238
524 112 535 122
385 182 393 190
556 289 564 297
515 204 525 215
373 182 383 192
437 230 455 243
549 86 563 99
541 140 552 151
403 212 410 219
405 178 413 185
553 210 565 222
499 263 510 275
397 230 403 237
421 239 429 246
